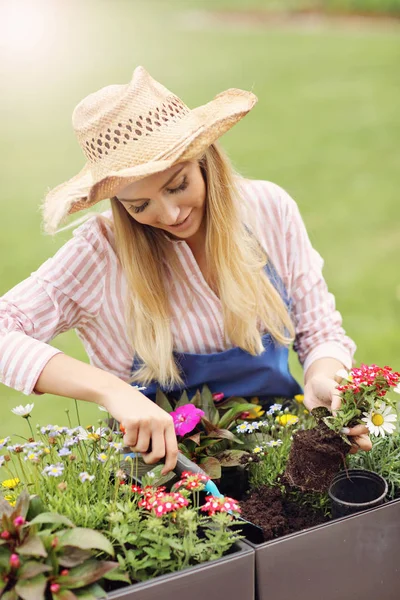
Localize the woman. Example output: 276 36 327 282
0 66 370 475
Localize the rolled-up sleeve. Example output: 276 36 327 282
0 224 107 395
281 187 356 373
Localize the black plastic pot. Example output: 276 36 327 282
328 469 388 518
218 465 249 501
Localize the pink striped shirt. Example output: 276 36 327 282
0 179 356 395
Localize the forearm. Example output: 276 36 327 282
34 353 135 405
304 357 345 385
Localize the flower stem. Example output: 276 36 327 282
74 399 81 426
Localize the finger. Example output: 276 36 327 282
347 424 370 436
142 429 166 465
351 434 372 452
133 426 151 454
122 425 138 448
331 391 342 414
162 424 178 475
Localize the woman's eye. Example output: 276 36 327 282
167 176 188 195
132 201 149 214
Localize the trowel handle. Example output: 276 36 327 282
175 452 208 478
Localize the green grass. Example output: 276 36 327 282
0 0 399 441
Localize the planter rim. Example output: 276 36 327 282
106 540 254 598
328 469 388 508
244 496 400 549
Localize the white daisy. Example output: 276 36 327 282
267 404 282 415
79 472 95 483
336 368 352 382
236 422 250 433
361 403 397 437
0 437 11 449
267 439 283 447
11 403 34 418
393 383 400 394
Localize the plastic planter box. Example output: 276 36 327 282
107 541 255 600
246 499 400 600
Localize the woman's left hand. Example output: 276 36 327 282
303 374 372 454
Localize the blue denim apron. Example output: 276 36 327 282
131 261 302 404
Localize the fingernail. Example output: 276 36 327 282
341 427 350 435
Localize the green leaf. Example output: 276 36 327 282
199 457 221 479
75 583 107 599
214 450 251 467
15 490 30 520
19 561 52 580
15 574 47 600
58 529 114 556
175 390 190 408
219 403 259 429
58 547 93 568
57 591 78 600
206 428 242 443
201 385 219 424
102 567 131 583
0 546 11 568
187 432 201 445
26 496 46 522
0 498 14 518
18 534 47 558
29 513 75 529
58 560 119 589
155 389 173 413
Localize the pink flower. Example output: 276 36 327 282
170 404 205 436
212 392 225 402
50 583 60 593
13 516 25 527
9 553 20 569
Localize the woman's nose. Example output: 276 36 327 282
157 201 181 226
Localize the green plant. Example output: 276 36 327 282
107 476 242 582
0 490 122 600
155 385 258 478
348 433 400 499
322 365 400 439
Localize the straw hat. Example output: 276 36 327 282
43 66 257 233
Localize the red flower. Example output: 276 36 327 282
175 471 210 491
139 490 189 516
201 495 241 516
212 392 225 402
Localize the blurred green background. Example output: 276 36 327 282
0 0 399 440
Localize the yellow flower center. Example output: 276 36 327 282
372 413 384 426
88 433 100 441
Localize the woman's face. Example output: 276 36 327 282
116 160 206 240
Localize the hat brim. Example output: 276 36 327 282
43 88 257 233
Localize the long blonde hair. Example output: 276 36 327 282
111 143 294 388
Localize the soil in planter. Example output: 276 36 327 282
240 485 329 542
284 410 350 493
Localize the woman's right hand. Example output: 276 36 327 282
101 387 178 475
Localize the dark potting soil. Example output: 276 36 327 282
240 485 329 542
284 421 350 493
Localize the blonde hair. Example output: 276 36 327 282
111 143 294 388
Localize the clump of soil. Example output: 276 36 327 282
240 485 328 542
284 409 350 492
